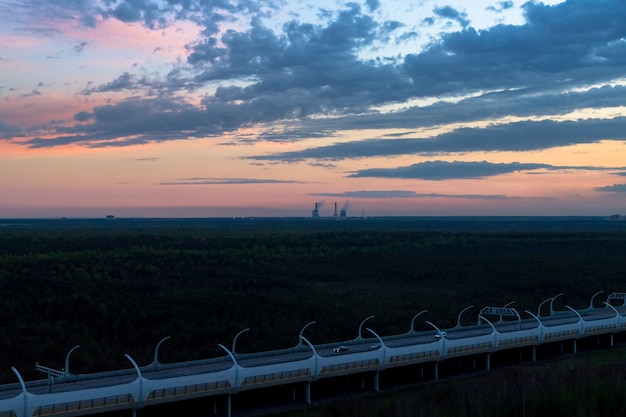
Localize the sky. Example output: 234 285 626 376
1 0 626 218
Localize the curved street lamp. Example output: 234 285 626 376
64 345 80 377
537 296 553 318
298 335 319 383
603 301 621 335
298 321 316 347
455 305 473 328
218 344 240 387
409 310 428 334
125 354 143 409
153 336 171 366
426 320 443 336
479 315 497 331
357 315 375 340
589 291 604 310
524 309 543 333
11 367 27 414
565 305 584 334
550 293 564 315
366 328 386 367
231 328 250 355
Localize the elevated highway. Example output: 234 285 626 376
1 291 625 417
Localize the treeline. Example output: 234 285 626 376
1 220 626 384
301 352 626 417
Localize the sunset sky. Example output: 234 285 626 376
2 0 626 218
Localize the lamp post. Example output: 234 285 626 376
11 367 27 416
298 335 318 405
153 336 171 366
366 328 385 391
231 328 250 355
525 310 543 333
550 293 564 315
357 315 375 340
478 316 498 371
537 296 552 318
409 310 428 334
455 305 473 328
125 354 143 412
565 305 584 353
589 291 604 310
603 301 620 346
64 345 80 377
298 321 316 347
603 301 620 325
565 305 584 333
426 321 444 379
426 320 444 338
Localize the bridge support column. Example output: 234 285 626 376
434 362 439 381
213 398 217 414
573 340 577 354
227 395 232 417
486 353 491 371
293 385 296 401
306 382 311 405
374 372 380 392
611 334 614 347
532 346 536 362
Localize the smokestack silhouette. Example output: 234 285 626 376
334 202 338 218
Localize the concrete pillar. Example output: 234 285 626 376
532 346 536 362
486 353 491 371
374 372 380 392
611 334 614 347
434 362 439 380
573 340 577 354
213 398 217 415
227 395 232 417
293 385 296 401
306 382 311 405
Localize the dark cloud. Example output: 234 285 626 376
486 1 514 13
161 177 303 185
0 121 23 139
7 1 101 29
350 161 550 180
73 41 88 53
349 160 626 180
82 72 151 94
73 111 93 122
311 190 520 200
7 0 626 156
365 0 380 13
595 184 626 193
433 6 470 28
249 117 626 162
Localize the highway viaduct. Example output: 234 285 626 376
1 291 625 417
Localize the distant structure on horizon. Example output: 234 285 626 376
105 215 115 221
311 201 349 219
312 202 320 218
